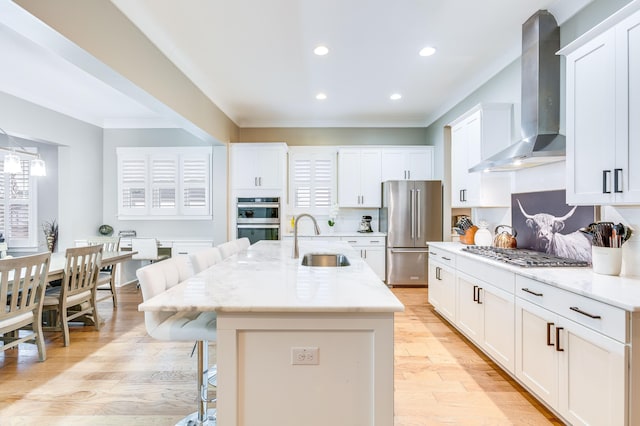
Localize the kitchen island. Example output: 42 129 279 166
139 239 404 425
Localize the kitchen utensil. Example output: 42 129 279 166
493 225 517 248
460 225 478 245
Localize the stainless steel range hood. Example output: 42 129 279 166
469 10 565 173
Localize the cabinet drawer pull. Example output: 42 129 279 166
569 306 602 319
473 285 478 302
477 287 483 304
614 168 623 193
429 251 436 255
435 266 440 280
546 322 555 346
442 256 451 261
522 287 543 297
603 170 611 194
555 327 564 352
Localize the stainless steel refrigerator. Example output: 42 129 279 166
380 180 442 286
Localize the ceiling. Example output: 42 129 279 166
1 0 593 130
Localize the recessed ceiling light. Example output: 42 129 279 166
314 45 329 56
316 93 327 100
390 93 402 101
419 46 437 57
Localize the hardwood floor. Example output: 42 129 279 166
0 285 561 425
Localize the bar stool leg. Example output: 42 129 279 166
176 340 216 425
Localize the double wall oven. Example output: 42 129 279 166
236 197 280 244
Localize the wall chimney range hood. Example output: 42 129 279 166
469 10 565 173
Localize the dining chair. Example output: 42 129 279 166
190 247 223 274
88 237 121 308
137 255 217 424
0 252 51 362
42 244 102 347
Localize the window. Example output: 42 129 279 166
0 152 38 248
289 147 336 214
117 147 212 220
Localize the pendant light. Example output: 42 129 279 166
4 152 21 174
0 127 46 176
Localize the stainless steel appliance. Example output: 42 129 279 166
236 197 280 244
380 180 443 286
462 246 589 267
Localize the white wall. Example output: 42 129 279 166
0 91 102 252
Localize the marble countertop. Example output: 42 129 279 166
429 242 640 312
138 240 404 314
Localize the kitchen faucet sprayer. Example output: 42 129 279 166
293 213 320 258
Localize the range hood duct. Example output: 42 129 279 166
469 10 565 173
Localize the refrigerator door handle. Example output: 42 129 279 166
389 248 429 253
410 189 415 239
416 188 421 239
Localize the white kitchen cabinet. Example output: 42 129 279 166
449 104 512 207
338 148 382 207
380 147 434 181
456 259 515 373
231 143 287 190
427 247 456 323
341 236 386 281
515 276 627 425
171 241 214 256
560 4 640 204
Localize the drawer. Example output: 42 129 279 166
457 255 514 294
516 276 629 343
341 236 385 247
427 246 456 267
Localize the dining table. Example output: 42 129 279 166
46 250 137 284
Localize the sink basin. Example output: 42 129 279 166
301 253 350 267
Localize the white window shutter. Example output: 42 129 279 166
150 157 178 215
117 147 212 220
289 149 336 214
118 154 148 217
181 154 210 216
0 153 37 248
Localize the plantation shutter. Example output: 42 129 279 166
0 154 37 248
117 147 212 219
289 149 336 213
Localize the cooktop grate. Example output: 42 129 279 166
462 246 590 267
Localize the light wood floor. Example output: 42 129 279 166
1 285 562 425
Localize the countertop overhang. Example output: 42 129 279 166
139 240 404 314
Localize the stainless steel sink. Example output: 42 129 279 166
300 253 350 267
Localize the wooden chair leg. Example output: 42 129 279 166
33 312 47 362
61 308 70 347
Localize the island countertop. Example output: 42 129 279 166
138 239 404 313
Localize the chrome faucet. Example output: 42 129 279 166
293 213 320 258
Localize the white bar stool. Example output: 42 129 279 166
137 255 217 425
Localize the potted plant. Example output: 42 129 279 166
42 219 58 252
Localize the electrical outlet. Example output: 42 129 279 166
291 347 319 365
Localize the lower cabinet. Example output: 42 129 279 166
428 246 634 425
428 256 456 323
456 270 515 373
515 286 627 425
341 236 386 281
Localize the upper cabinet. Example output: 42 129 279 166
231 143 288 191
337 148 382 208
380 146 434 181
449 104 512 207
560 3 640 205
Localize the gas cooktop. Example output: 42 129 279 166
462 246 590 268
